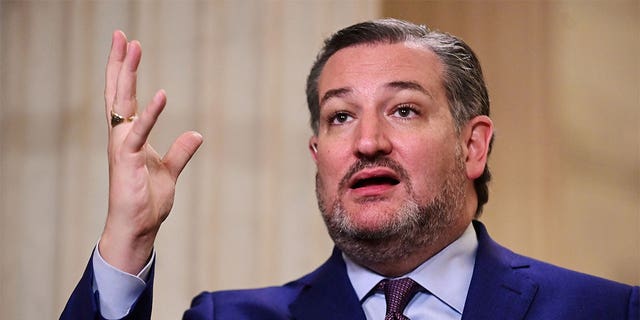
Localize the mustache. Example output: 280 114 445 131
338 156 410 190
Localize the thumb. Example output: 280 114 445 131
163 131 203 180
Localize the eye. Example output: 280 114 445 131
392 104 418 118
329 111 354 125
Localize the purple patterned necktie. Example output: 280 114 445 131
378 278 423 320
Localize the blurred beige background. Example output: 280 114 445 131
0 1 638 319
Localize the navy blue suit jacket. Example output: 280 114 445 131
61 221 639 319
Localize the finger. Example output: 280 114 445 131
104 30 128 123
112 40 142 126
123 90 166 153
163 131 204 180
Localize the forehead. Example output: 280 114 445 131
318 41 445 99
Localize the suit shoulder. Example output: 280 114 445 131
182 249 347 319
512 252 635 291
183 280 307 319
509 250 638 317
474 220 636 294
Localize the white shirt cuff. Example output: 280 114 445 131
92 241 155 319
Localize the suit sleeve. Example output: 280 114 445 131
182 292 214 320
59 251 155 320
628 286 639 320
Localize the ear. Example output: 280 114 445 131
309 136 319 163
461 116 493 180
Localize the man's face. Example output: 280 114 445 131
311 42 472 265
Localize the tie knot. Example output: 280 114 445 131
378 278 422 319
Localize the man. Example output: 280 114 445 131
61 19 638 320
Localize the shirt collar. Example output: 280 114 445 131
344 222 478 314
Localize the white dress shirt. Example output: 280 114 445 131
92 241 154 319
344 223 478 320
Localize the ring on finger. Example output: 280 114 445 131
110 109 136 127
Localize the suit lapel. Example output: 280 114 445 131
288 222 538 320
289 247 366 320
462 221 538 320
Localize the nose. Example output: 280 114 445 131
353 113 392 158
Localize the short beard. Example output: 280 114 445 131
316 148 467 268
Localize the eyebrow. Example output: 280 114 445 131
319 80 433 108
320 87 351 108
385 80 432 98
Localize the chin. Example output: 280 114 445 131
321 176 467 267
341 200 403 230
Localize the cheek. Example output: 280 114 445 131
316 133 353 166
397 138 456 199
316 147 350 193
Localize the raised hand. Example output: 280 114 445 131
98 30 203 274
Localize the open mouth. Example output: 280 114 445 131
350 173 400 189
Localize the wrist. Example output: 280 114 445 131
99 228 155 274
